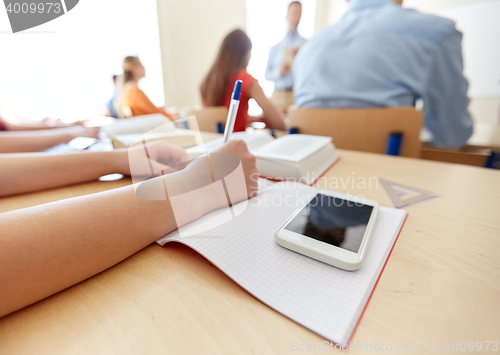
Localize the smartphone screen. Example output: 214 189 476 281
284 193 374 253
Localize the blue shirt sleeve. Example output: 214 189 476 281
265 45 281 82
422 25 473 148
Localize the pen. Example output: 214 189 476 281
223 80 242 143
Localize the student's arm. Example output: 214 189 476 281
0 126 100 153
128 87 175 120
0 140 258 317
0 141 187 197
248 81 286 130
0 114 76 131
422 25 473 148
2 121 74 131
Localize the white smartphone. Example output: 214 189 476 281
275 190 379 271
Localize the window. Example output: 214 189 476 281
0 0 164 121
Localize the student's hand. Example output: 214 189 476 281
158 140 259 226
213 139 259 200
167 140 259 205
59 125 100 139
146 140 188 173
280 64 291 76
120 140 188 177
132 140 259 228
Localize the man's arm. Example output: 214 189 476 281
423 25 474 148
265 45 282 82
0 140 258 317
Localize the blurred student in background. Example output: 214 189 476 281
119 56 174 119
293 0 473 148
200 30 286 132
105 74 119 118
265 1 306 114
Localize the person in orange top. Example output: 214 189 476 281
119 56 174 119
200 30 286 132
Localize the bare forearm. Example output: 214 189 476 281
0 184 176 317
249 82 286 130
0 140 257 317
5 122 58 131
0 151 123 197
260 102 286 130
0 131 72 153
0 164 228 317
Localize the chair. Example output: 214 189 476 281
183 106 228 133
288 107 423 158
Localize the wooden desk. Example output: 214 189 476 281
420 123 500 167
0 151 499 354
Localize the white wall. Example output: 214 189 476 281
156 0 246 107
436 0 500 124
443 2 500 94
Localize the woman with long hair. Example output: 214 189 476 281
119 56 174 119
200 30 286 132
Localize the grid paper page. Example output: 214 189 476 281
156 182 407 345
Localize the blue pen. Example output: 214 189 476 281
223 80 242 143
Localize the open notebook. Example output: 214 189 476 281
156 181 407 345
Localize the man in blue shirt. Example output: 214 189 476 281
265 1 307 114
293 0 473 148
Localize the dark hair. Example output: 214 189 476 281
200 29 252 106
288 1 301 10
